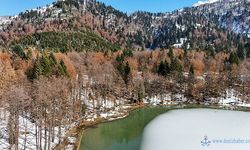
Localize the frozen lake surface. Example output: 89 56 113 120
141 109 250 150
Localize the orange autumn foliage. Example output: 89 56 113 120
208 52 228 73
150 50 161 64
0 52 10 62
0 52 17 89
191 59 205 76
126 57 138 76
173 48 184 57
89 52 108 65
54 53 77 79
208 59 218 73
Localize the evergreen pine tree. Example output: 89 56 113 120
168 47 174 61
39 55 53 76
158 60 170 76
170 58 183 73
124 61 131 85
58 60 69 77
184 49 188 58
26 49 32 60
189 64 195 75
229 52 239 65
12 44 26 59
49 53 57 66
158 60 165 76
138 83 145 103
116 54 124 63
237 44 246 60
245 43 250 57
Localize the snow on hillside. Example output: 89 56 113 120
0 17 11 24
193 0 220 7
1 87 250 149
0 86 130 150
0 16 15 31
218 89 250 107
143 88 250 108
0 108 69 150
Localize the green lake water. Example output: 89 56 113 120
79 106 175 150
79 105 250 150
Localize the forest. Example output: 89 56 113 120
0 0 249 149
1 45 250 149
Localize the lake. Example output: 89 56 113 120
79 106 250 150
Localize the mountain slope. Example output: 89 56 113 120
129 0 249 48
0 0 249 53
193 0 220 7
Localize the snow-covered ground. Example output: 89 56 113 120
80 87 129 122
1 87 249 150
0 17 12 25
0 107 112 150
144 93 187 106
0 17 12 30
217 89 250 107
144 88 250 108
0 108 71 150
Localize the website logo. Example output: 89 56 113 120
201 136 211 147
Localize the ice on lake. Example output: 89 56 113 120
140 109 250 150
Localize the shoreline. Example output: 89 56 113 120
75 104 143 150
74 105 145 150
58 103 250 150
54 104 143 150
